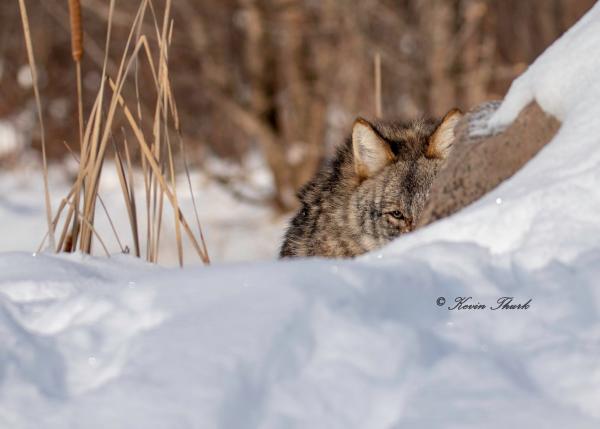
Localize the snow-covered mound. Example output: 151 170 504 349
1 249 599 428
3 4 600 428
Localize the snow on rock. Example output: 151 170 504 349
378 1 600 271
3 3 600 428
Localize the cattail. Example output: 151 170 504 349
68 0 84 62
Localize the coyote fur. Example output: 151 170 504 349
280 109 462 258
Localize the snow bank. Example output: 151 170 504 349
2 246 600 428
3 3 600 428
2 249 600 428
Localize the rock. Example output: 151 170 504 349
418 100 561 227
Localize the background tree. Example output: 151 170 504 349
0 0 594 210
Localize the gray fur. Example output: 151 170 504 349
280 112 459 258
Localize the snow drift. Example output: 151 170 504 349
3 3 600 428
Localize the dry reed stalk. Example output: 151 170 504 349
61 0 132 254
176 130 210 263
17 0 55 250
114 137 140 257
37 187 75 253
64 200 111 257
79 0 134 253
81 0 147 253
61 140 125 253
108 78 210 263
61 90 101 251
157 1 183 266
91 0 208 264
123 136 141 257
68 0 85 252
161 3 208 263
31 0 209 265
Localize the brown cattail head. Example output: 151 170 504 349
68 0 83 62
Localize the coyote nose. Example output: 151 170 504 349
400 216 414 233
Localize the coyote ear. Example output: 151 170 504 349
352 118 394 179
426 108 463 159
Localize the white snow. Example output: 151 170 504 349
2 3 600 428
0 157 286 265
16 65 33 89
0 121 23 158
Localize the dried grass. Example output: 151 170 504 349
17 0 55 250
22 0 210 266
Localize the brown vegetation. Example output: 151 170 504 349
16 0 210 265
1 0 595 211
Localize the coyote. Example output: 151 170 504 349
279 109 462 258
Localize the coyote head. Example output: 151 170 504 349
280 109 462 258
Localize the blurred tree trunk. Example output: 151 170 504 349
420 0 457 117
271 0 311 195
2 0 596 210
457 0 494 108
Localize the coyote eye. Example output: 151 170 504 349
388 210 405 220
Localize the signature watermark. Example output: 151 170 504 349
436 296 531 311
